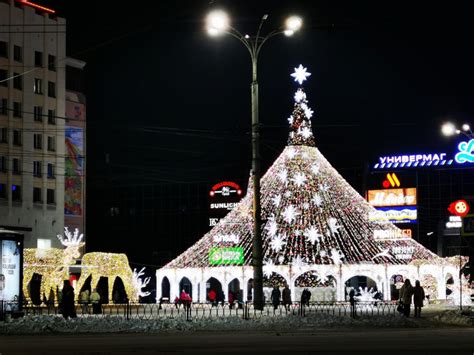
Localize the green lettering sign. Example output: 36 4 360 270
209 247 244 265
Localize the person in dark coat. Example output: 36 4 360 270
271 286 281 310
399 279 414 317
282 285 292 311
60 280 76 319
413 280 425 318
301 288 311 306
349 288 356 318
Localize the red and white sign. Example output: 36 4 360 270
447 200 470 217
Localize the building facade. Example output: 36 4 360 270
64 58 86 238
0 0 68 248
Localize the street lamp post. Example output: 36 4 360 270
441 121 472 310
207 11 302 309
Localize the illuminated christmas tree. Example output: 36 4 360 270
165 65 438 269
157 65 461 303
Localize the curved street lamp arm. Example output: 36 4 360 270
255 28 285 58
224 26 256 62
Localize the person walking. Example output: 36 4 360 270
60 280 76 319
90 288 102 315
271 286 281 310
349 288 356 318
413 280 425 318
282 284 292 311
399 279 414 317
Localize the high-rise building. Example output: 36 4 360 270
0 0 84 249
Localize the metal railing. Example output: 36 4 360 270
20 300 397 321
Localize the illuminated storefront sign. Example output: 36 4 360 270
213 234 239 244
391 246 414 260
209 247 244 265
373 138 474 170
209 181 242 197
454 139 474 164
447 200 470 217
373 229 412 240
369 206 417 224
367 188 417 207
445 216 462 229
208 181 244 227
382 173 400 188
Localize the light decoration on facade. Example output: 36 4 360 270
446 274 473 306
156 65 466 303
16 0 55 14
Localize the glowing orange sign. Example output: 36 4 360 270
367 188 417 207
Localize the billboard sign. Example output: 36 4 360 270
369 206 417 224
0 240 21 305
209 247 244 265
208 181 244 227
367 188 417 207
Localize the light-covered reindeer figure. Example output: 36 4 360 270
132 267 151 298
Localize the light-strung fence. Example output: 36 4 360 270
17 301 398 321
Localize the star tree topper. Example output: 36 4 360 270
291 64 311 85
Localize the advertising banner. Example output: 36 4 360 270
367 188 417 207
369 206 417 224
0 240 21 305
209 247 244 265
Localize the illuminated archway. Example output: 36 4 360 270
206 277 222 302
179 277 192 297
112 277 127 303
389 274 404 300
344 275 378 301
294 271 337 302
161 277 170 301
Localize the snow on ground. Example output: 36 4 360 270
1 305 472 334
432 309 474 327
0 313 418 334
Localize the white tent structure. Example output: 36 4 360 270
156 66 465 304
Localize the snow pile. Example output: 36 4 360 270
433 309 474 327
0 313 416 334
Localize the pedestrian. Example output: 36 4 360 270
413 280 425 318
349 288 356 318
208 289 217 306
228 291 235 309
90 288 102 315
60 280 76 319
47 287 55 312
282 284 292 311
301 288 311 306
80 289 90 314
399 279 414 317
180 289 191 309
217 289 225 307
271 286 281 310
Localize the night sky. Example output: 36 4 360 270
39 1 474 268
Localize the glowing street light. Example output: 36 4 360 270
206 10 302 310
441 122 473 139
